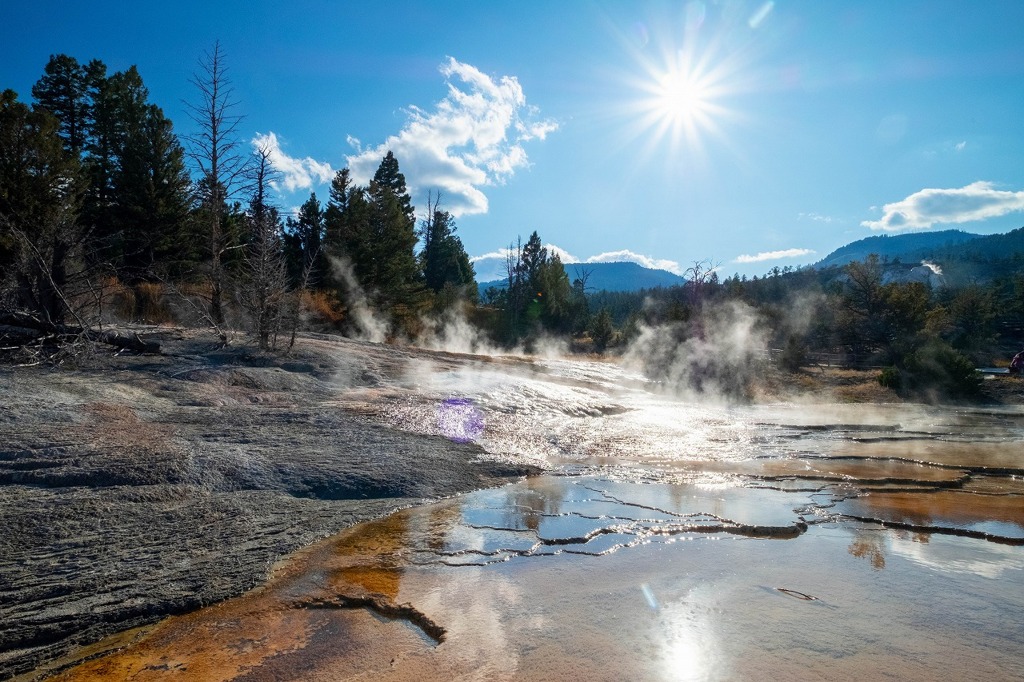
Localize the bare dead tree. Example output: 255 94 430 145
184 41 248 326
240 143 288 350
286 242 322 351
504 236 524 336
572 266 594 292
685 258 721 307
418 190 442 265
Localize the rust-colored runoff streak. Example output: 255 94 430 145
52 511 436 681
844 489 1024 532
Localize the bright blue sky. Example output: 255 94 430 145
4 1 1024 280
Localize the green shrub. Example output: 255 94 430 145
878 366 901 389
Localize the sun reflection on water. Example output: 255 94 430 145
658 592 720 682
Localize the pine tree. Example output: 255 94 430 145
284 192 325 288
31 55 91 156
324 167 370 280
537 253 572 331
420 203 475 297
371 150 414 225
116 102 192 279
0 89 84 324
367 151 419 308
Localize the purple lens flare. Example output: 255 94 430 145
436 398 485 443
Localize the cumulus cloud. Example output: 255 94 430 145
546 244 580 263
470 245 683 281
252 132 334 193
584 250 682 275
862 181 1024 231
470 243 579 269
734 248 815 263
346 57 557 217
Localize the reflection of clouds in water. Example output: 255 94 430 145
887 533 1024 579
418 570 523 679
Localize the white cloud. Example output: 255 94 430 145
469 243 578 266
252 132 334 193
546 244 580 263
470 245 683 281
584 250 683 275
862 181 1024 231
470 248 514 264
734 248 815 264
346 57 557 217
955 140 967 152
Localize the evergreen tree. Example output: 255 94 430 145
536 253 572 331
284 192 325 288
0 90 84 324
371 150 414 226
591 308 615 352
520 230 547 295
324 167 370 280
30 54 93 156
420 203 475 297
85 65 149 262
366 151 419 307
104 70 191 279
33 58 192 282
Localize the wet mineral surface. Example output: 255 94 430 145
31 342 1024 681
0 331 537 680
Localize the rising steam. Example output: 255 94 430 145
327 256 389 343
622 301 767 402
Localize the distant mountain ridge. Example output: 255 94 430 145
815 226 1024 285
815 230 983 269
479 261 686 294
477 227 1024 296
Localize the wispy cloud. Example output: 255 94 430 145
799 212 834 224
862 181 1024 231
955 140 967 152
734 248 815 263
252 132 334 193
347 57 557 217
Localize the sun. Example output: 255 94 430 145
602 4 754 174
654 69 712 126
636 56 725 154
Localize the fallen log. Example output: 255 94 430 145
0 313 161 354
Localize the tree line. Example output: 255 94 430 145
0 47 477 351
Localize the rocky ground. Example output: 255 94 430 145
0 329 538 680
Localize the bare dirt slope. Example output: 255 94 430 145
0 330 536 680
